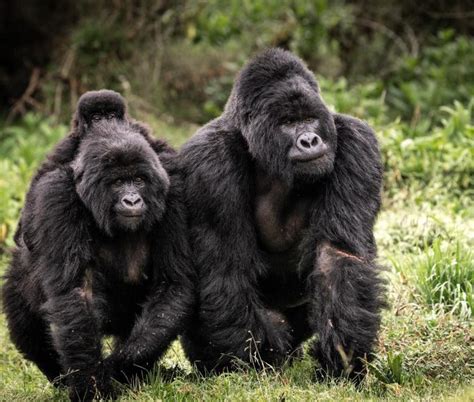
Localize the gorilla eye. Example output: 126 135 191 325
113 179 123 186
106 113 116 120
91 113 101 122
134 177 145 186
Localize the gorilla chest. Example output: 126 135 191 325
96 234 151 284
254 191 312 309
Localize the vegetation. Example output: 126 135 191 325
0 1 473 400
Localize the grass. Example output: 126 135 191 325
0 269 472 401
0 107 473 400
404 241 473 318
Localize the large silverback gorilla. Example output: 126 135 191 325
2 90 194 400
180 49 386 380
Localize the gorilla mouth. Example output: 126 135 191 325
291 152 327 163
289 148 328 163
115 212 145 231
117 212 144 219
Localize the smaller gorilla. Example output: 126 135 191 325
2 91 194 401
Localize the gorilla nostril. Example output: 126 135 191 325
300 139 311 149
311 136 319 147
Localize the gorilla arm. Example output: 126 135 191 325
181 130 293 371
308 114 387 379
28 168 111 398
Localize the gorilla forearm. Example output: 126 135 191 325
45 292 103 372
108 282 194 380
40 279 112 400
310 243 386 378
190 297 292 371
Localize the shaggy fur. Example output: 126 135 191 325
2 90 194 401
179 49 386 379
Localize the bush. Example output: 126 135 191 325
385 31 474 124
380 100 474 210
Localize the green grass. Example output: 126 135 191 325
395 241 473 319
0 104 473 400
0 252 472 401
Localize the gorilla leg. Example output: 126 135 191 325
2 279 62 383
308 244 386 380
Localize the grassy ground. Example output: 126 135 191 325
0 111 472 401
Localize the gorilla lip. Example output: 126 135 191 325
119 212 143 218
117 211 144 218
290 150 328 162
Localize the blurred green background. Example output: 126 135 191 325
0 1 473 401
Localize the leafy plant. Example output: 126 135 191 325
385 31 474 124
369 351 406 385
380 100 474 211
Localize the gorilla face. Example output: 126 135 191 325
111 175 148 231
263 76 337 182
279 107 336 182
233 51 337 183
72 121 170 235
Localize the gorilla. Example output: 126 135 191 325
180 49 386 380
2 90 194 400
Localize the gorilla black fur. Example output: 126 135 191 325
180 49 387 379
2 90 194 400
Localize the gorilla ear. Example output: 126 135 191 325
76 89 126 128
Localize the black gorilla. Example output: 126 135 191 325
180 49 386 379
2 90 194 400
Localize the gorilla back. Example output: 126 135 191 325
2 90 194 401
180 49 386 379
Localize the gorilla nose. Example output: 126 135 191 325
297 132 321 150
121 194 143 210
290 132 328 161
